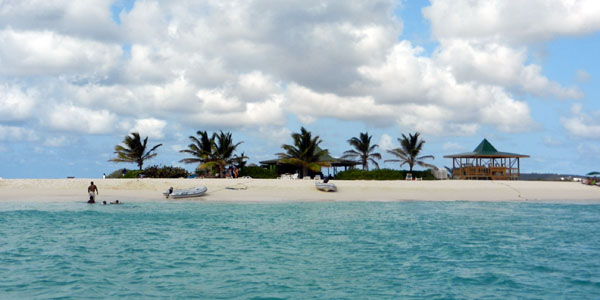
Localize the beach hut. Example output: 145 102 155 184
259 150 360 178
444 139 529 180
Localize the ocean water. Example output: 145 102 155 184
0 201 599 300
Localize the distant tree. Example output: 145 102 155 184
179 130 216 172
277 127 330 177
232 151 249 169
206 131 244 178
109 132 162 170
342 132 381 171
385 132 434 173
180 130 244 178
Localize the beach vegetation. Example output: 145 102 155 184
179 130 216 168
342 132 381 171
141 165 190 178
106 165 190 178
109 132 163 170
239 166 278 179
180 130 245 178
277 127 331 178
385 132 435 173
334 168 435 180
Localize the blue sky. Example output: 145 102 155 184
1 0 599 178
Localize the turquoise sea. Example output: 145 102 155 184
1 201 599 299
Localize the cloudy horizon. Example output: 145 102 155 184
1 0 599 178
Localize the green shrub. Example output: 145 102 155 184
142 165 190 178
334 168 435 180
106 168 134 178
239 166 278 179
106 166 190 178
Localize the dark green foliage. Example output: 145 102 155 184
141 165 190 178
106 166 190 178
334 168 435 180
342 132 381 171
278 127 330 177
106 168 134 178
239 166 278 179
109 132 162 170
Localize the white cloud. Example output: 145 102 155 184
45 105 117 134
0 0 120 40
0 0 591 159
423 0 600 43
434 40 582 99
0 125 38 142
130 118 167 139
561 104 600 139
0 85 37 121
286 84 396 126
0 29 122 77
378 134 395 150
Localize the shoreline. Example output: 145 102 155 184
1 178 599 204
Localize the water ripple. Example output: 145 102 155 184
0 201 599 299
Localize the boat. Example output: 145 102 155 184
163 186 208 199
315 182 337 192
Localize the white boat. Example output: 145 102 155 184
315 182 337 192
163 186 208 199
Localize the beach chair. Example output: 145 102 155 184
405 173 413 181
303 176 311 180
291 173 299 180
314 175 321 180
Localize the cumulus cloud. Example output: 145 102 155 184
434 40 582 99
423 0 600 43
0 0 591 151
0 0 120 40
130 118 167 139
0 85 37 121
561 104 600 139
0 29 122 77
45 105 118 134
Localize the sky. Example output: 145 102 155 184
1 0 599 179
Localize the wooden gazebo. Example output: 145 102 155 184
444 139 529 180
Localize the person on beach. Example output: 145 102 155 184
88 181 99 203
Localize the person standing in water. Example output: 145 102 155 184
88 181 99 203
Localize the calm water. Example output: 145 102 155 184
0 201 599 299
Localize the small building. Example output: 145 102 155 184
259 150 360 178
444 139 529 180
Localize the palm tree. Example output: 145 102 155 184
277 127 330 178
232 152 249 169
179 131 216 171
109 132 162 170
342 132 381 171
206 131 244 178
385 132 434 173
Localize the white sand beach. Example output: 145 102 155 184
0 178 599 203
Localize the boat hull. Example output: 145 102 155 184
315 182 337 192
164 186 208 199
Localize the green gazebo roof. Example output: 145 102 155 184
443 139 529 158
